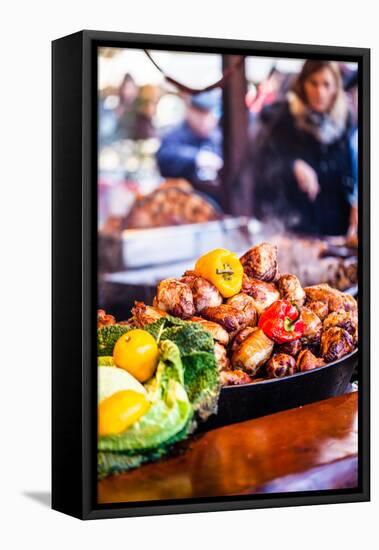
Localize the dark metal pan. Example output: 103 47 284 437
201 350 358 431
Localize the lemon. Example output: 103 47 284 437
113 329 159 382
98 366 146 405
98 390 150 436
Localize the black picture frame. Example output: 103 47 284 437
52 30 370 520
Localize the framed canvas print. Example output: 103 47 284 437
52 30 370 520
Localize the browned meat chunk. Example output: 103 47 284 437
180 271 223 312
190 317 229 345
214 342 230 371
132 301 167 327
97 309 116 328
320 327 355 362
304 284 345 313
232 327 274 376
300 306 323 344
220 369 252 386
241 276 280 315
323 310 358 344
275 339 302 357
306 300 329 321
231 326 256 352
240 242 278 282
266 353 297 378
297 349 325 371
153 278 195 319
277 273 306 307
341 293 358 315
226 293 258 327
201 304 247 333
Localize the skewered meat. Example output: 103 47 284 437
214 342 230 371
277 273 306 307
275 339 302 357
266 353 297 378
320 327 354 362
306 300 329 321
323 311 358 344
240 242 278 282
97 309 116 328
241 276 280 315
231 326 256 352
226 293 258 327
153 278 195 319
297 349 325 372
232 328 274 376
220 369 252 386
300 307 323 345
201 304 246 333
190 317 229 345
180 271 223 312
132 301 167 327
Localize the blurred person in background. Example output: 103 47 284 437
252 60 357 237
133 85 160 140
115 73 139 139
156 89 223 188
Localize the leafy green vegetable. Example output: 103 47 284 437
155 317 220 420
97 325 131 356
97 314 220 478
97 356 115 367
98 422 192 479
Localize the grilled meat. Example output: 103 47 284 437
190 316 229 345
240 242 278 282
296 349 325 372
201 304 247 333
241 276 280 315
300 306 323 345
180 271 223 312
320 327 355 362
226 293 258 328
220 369 252 386
277 273 306 307
153 278 195 319
266 353 297 378
232 327 274 376
132 301 167 327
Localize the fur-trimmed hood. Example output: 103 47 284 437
287 90 349 145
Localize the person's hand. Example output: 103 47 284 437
196 150 223 171
347 205 358 245
195 150 223 182
293 159 320 202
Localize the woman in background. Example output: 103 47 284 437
252 60 357 236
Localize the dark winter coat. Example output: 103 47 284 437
252 92 356 236
156 122 222 185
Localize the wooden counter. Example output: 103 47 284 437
98 392 358 504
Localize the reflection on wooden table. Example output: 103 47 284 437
98 392 358 504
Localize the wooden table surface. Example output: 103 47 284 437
98 392 358 504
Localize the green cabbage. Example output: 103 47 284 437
97 315 220 478
98 340 193 453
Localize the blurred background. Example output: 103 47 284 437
97 47 358 320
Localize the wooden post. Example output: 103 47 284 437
220 55 251 215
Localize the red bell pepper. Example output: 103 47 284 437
258 300 305 344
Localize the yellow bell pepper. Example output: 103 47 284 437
194 248 244 298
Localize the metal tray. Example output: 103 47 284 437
201 350 358 431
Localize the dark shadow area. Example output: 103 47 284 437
22 491 51 508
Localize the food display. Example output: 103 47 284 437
97 242 358 478
124 180 221 229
